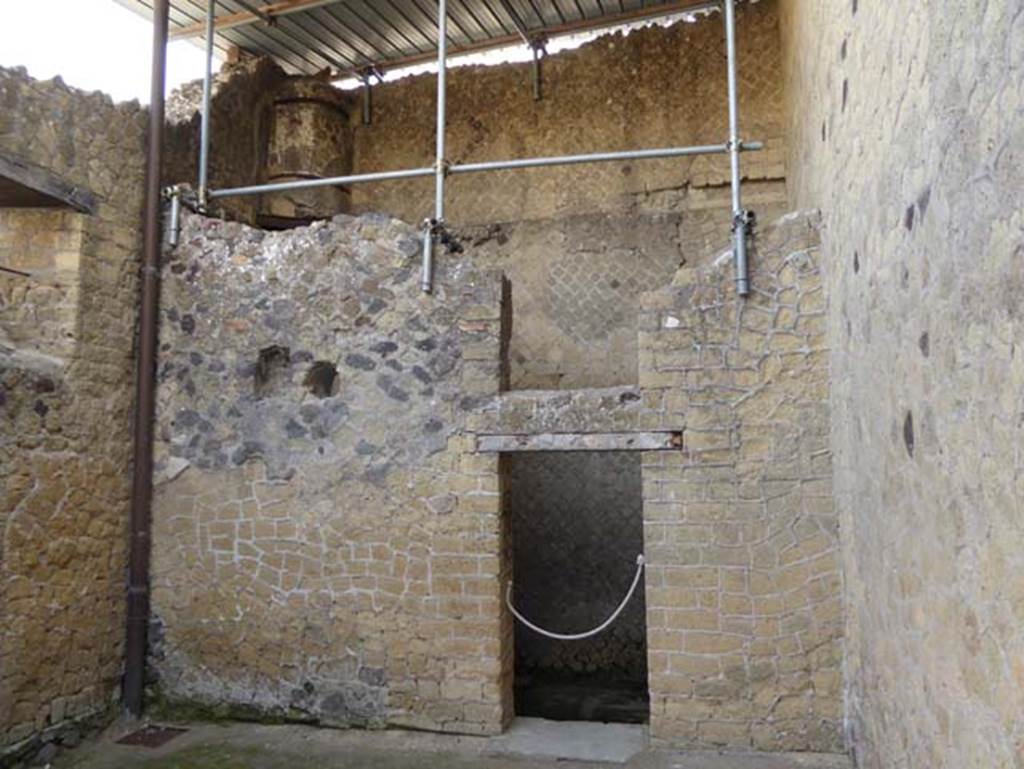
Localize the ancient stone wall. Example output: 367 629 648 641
779 2 1024 767
151 208 838 751
354 2 787 389
164 57 286 226
0 210 85 358
638 211 841 751
458 188 787 390
0 67 146 759
465 210 840 750
164 2 788 389
149 212 511 735
349 3 785 227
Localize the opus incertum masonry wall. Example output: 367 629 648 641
3 1 1020 765
1 1 851 758
164 1 789 391
781 1 1024 766
150 212 510 735
0 66 146 758
148 208 838 751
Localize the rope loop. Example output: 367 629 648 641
505 554 645 641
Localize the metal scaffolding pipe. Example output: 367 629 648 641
724 0 749 297
362 73 372 125
451 142 761 174
423 0 447 293
198 0 216 209
167 186 182 248
421 224 434 295
205 142 763 200
209 166 434 198
531 42 543 101
124 0 169 719
435 0 448 225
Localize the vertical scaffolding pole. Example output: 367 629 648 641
422 0 447 293
198 0 216 209
435 0 447 228
531 42 543 101
724 0 750 297
167 185 182 247
361 73 373 125
124 0 169 718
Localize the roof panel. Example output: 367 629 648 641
117 0 714 76
478 0 519 36
327 2 408 57
308 9 386 65
374 0 436 52
350 1 425 52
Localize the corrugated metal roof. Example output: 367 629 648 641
115 0 713 76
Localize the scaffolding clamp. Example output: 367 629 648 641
420 216 461 293
423 217 459 251
732 208 755 233
422 216 442 235
163 185 184 248
163 184 205 248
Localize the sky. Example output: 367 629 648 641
0 0 217 104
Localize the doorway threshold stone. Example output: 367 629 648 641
486 717 647 764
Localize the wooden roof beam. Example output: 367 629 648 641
169 0 343 40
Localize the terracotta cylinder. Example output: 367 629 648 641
260 77 351 227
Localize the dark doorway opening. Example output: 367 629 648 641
507 451 648 724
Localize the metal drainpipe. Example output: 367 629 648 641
124 0 169 718
724 0 750 297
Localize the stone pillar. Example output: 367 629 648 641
260 77 351 228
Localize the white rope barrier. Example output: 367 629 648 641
505 554 646 641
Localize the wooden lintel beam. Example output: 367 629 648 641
0 152 96 214
475 431 683 453
169 0 343 40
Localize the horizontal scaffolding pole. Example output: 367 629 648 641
207 141 762 199
450 142 761 174
209 166 435 199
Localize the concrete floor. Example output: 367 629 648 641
52 720 853 769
